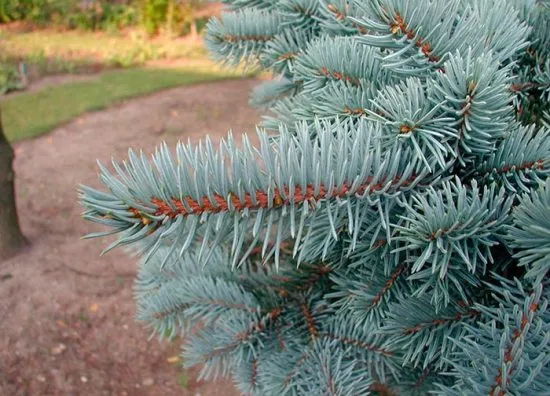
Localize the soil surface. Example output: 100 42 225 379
0 78 262 396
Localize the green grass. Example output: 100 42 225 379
0 28 257 141
2 65 251 142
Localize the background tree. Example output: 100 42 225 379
81 0 550 394
0 108 26 260
0 0 215 36
138 0 214 36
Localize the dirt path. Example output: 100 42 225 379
0 78 261 396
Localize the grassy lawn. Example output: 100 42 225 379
0 28 258 142
2 64 252 142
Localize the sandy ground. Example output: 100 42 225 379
0 78 261 396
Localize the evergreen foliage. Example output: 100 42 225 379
81 0 550 394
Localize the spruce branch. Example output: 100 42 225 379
387 365 455 396
438 276 550 395
328 255 409 328
471 0 532 62
534 58 550 102
381 296 481 370
392 178 513 307
353 0 464 70
353 0 530 73
80 0 550 393
291 338 374 396
367 77 457 170
261 28 313 75
259 312 398 394
319 329 393 359
279 347 310 392
269 261 332 296
219 0 276 11
136 275 263 337
298 297 320 340
205 9 282 65
369 365 454 395
466 124 550 193
265 84 374 130
261 95 304 130
134 248 265 338
232 356 261 395
249 78 302 108
80 121 431 268
184 305 283 381
319 1 369 35
294 37 394 94
507 178 550 282
278 0 323 30
431 50 514 160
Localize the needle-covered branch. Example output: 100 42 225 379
508 179 550 283
353 0 530 73
438 277 550 395
81 0 550 393
80 121 429 268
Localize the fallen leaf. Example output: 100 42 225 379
56 320 68 328
89 303 99 313
166 356 180 364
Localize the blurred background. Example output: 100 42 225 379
0 1 261 394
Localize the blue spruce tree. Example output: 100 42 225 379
80 0 550 394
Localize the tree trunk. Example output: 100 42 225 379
166 0 174 38
0 108 26 261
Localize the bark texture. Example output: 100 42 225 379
0 108 26 261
